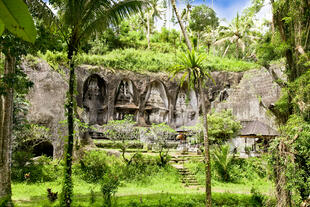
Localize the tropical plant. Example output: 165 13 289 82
214 0 264 59
0 0 37 42
149 123 175 167
171 49 214 207
261 0 310 205
212 145 234 182
0 1 37 205
214 13 257 58
142 0 164 49
189 5 219 50
101 115 139 165
26 0 147 205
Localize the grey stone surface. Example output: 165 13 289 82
212 68 282 130
22 59 282 157
22 61 67 158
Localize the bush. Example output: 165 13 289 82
101 173 120 207
79 150 123 183
212 145 234 182
11 153 61 182
122 153 160 182
185 155 269 184
229 156 269 182
95 140 143 149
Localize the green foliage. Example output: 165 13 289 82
102 115 137 140
269 115 310 202
148 123 175 166
208 110 242 144
189 5 219 33
0 0 37 42
186 110 241 145
11 154 62 182
34 49 259 75
250 187 265 206
212 145 234 182
122 153 160 182
78 48 176 73
101 173 120 207
186 155 270 184
79 150 123 183
256 32 282 67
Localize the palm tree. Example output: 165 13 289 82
214 13 258 58
171 50 213 207
27 0 146 206
143 0 164 49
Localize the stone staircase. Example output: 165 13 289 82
170 154 202 187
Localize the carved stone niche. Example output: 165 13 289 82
82 74 107 125
144 81 169 125
114 79 138 120
174 86 199 128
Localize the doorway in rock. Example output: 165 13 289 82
33 141 54 157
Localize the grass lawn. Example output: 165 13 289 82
12 172 274 207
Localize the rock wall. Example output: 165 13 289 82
22 61 67 158
22 60 282 158
212 67 282 129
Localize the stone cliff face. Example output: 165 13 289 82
22 61 67 158
212 67 282 129
22 60 281 158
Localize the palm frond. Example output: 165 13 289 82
26 0 59 30
80 0 147 40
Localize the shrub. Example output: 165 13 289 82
11 154 61 182
212 145 234 182
79 150 122 183
95 140 144 149
122 153 160 182
101 173 120 207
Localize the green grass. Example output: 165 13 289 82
12 167 274 207
27 49 260 74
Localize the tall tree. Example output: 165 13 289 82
0 0 36 205
171 50 213 207
261 0 310 206
143 0 163 49
214 0 264 58
27 0 146 206
189 5 219 50
170 0 192 50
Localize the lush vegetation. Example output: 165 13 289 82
1 0 310 206
10 150 275 207
25 48 260 74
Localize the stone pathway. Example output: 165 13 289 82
170 154 202 187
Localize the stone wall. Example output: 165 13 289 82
22 60 282 158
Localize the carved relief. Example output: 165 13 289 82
174 89 198 127
83 75 107 125
145 81 169 124
114 79 138 120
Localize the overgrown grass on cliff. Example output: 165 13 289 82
26 49 260 73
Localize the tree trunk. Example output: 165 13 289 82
223 45 230 57
61 47 75 207
147 13 150 49
274 157 292 207
0 54 15 207
198 78 212 207
197 32 200 51
170 0 192 51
